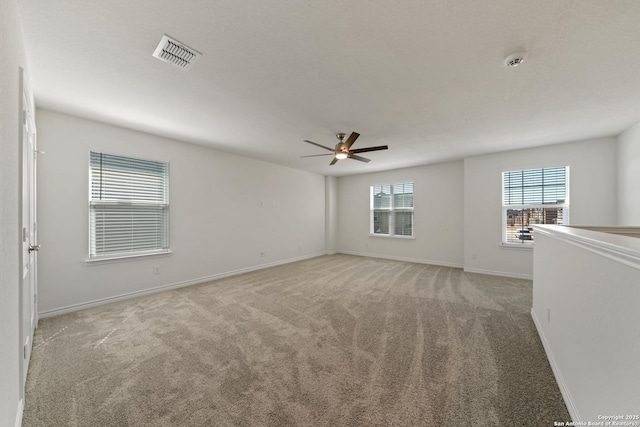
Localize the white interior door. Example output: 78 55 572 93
20 71 38 394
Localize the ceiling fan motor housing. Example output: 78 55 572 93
302 131 387 165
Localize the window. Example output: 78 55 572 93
89 151 169 259
502 166 568 244
371 182 414 237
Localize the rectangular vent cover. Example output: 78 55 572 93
152 34 201 71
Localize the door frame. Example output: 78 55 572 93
18 66 38 401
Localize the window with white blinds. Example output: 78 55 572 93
502 166 569 244
89 151 169 259
371 182 414 237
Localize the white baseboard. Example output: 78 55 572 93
38 252 325 318
463 267 532 280
530 308 580 422
338 251 533 280
15 399 24 427
337 250 464 269
341 251 533 280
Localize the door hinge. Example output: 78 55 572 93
34 294 37 305
23 344 27 359
23 109 27 125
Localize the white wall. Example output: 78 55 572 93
464 137 618 279
337 161 464 267
325 175 338 254
617 121 640 224
36 109 326 315
0 0 29 425
532 226 640 422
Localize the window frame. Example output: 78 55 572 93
501 166 570 246
87 151 171 262
370 182 415 239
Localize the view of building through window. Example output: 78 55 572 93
502 167 568 244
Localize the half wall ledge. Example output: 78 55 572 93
531 224 640 423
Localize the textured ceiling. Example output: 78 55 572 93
17 0 640 176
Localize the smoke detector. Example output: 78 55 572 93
504 52 526 67
152 34 201 71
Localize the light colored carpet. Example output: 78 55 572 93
23 255 569 426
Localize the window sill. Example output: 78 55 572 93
500 243 533 250
369 234 415 240
86 250 172 265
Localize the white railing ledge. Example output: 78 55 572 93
532 225 640 271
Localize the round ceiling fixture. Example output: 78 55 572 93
504 52 526 67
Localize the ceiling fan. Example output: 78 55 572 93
302 132 388 165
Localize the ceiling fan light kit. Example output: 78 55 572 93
302 132 388 165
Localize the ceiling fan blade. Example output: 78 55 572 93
349 145 388 154
348 154 371 163
341 132 360 150
301 153 333 158
304 140 335 152
329 157 339 165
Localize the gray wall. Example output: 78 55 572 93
36 109 326 315
336 137 619 279
337 161 465 267
464 137 618 279
617 122 640 224
325 175 339 254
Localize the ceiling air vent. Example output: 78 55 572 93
152 34 201 71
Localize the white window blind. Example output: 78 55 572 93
502 166 568 244
371 182 414 237
89 151 169 258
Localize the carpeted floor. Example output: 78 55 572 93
23 255 569 426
